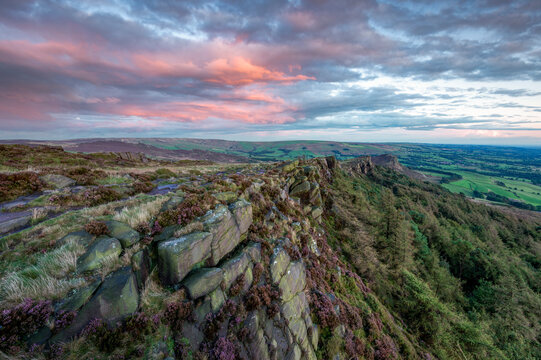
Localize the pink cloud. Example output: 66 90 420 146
0 39 313 124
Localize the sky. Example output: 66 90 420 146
0 0 540 145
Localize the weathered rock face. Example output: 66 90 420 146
221 251 251 290
157 231 213 285
39 174 76 189
229 199 253 234
77 236 122 273
52 267 139 342
105 220 140 248
202 205 242 266
183 267 223 299
279 261 307 302
55 280 101 313
349 155 374 175
156 200 252 286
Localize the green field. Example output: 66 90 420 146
139 139 541 210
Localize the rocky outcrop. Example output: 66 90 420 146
349 155 374 175
52 267 139 342
157 199 253 286
114 152 149 163
157 231 213 285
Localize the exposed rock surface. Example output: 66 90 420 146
52 267 139 342
157 231 213 285
105 220 140 248
77 236 122 273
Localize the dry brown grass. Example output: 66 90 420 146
0 241 87 307
113 195 168 228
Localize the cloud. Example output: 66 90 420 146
0 0 539 143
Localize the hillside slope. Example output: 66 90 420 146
0 153 539 359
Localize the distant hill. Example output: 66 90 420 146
2 138 540 209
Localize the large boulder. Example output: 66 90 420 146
183 267 223 299
289 181 311 197
0 213 32 235
57 230 94 247
55 280 101 313
229 199 253 234
77 236 122 273
51 267 139 342
105 220 140 248
202 205 241 266
157 232 213 285
40 174 76 189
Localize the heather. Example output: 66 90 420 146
0 148 539 360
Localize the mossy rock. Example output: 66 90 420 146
157 231 213 285
57 230 94 247
221 252 251 290
270 247 291 284
161 195 184 211
202 205 241 265
154 224 181 242
51 267 139 342
76 236 121 273
183 267 224 299
55 280 101 313
279 261 307 302
212 191 237 203
289 181 311 197
229 199 253 234
105 220 140 248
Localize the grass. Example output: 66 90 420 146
113 195 169 228
438 170 541 206
0 241 87 307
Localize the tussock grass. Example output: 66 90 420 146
0 242 86 307
140 269 169 314
113 195 168 228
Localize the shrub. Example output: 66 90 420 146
311 291 339 329
0 172 44 202
228 274 246 297
213 337 237 360
163 301 193 331
85 220 109 236
81 318 121 352
245 284 281 312
0 298 52 351
157 193 217 227
53 310 76 332
123 312 153 340
131 181 155 194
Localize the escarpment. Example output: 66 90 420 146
0 156 444 359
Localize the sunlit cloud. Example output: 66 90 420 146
0 0 539 144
